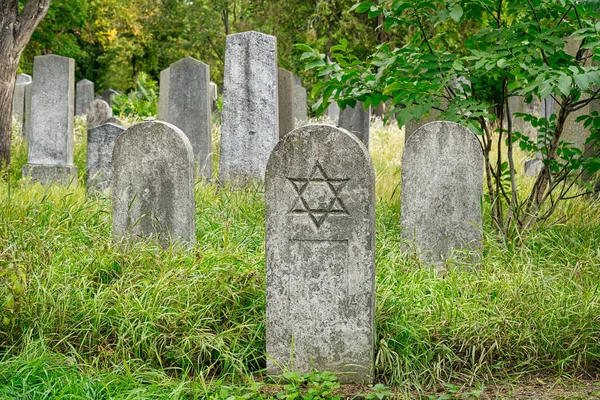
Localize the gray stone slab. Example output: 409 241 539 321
265 124 375 384
12 82 30 130
327 102 340 122
102 89 119 105
22 164 78 185
23 55 78 185
401 121 483 266
86 122 125 194
16 73 32 84
209 82 218 101
158 67 170 121
278 68 295 138
524 158 543 177
508 96 542 141
405 109 442 143
338 102 370 148
23 83 32 138
164 57 212 178
112 120 195 247
76 79 95 116
219 31 278 184
87 99 113 130
293 83 308 123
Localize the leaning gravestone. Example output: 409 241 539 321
266 124 375 384
219 31 278 184
160 57 212 178
22 55 78 185
338 102 371 148
112 121 195 247
401 121 483 266
86 122 125 194
12 74 32 130
278 68 295 138
102 89 119 105
87 99 113 130
158 67 170 121
76 79 95 116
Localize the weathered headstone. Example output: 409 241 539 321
23 82 32 138
87 99 113 130
401 121 483 266
158 67 170 121
293 82 308 123
160 57 212 177
16 73 32 84
76 79 95 116
112 121 195 246
219 31 278 184
210 81 218 113
338 102 371 148
12 81 31 130
102 89 119 105
405 109 442 143
278 68 295 138
327 102 340 122
86 122 125 194
266 124 375 384
22 55 78 185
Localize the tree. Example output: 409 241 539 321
300 0 600 238
0 0 52 169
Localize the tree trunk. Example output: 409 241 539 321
0 0 53 169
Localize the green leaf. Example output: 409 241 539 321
449 4 463 21
305 59 326 71
557 75 572 96
350 2 374 13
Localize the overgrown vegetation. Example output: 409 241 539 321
1 119 599 398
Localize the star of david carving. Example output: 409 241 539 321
287 161 350 228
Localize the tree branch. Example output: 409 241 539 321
15 0 52 51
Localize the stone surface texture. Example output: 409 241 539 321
16 73 32 84
23 83 32 138
76 79 95 116
265 124 375 384
12 81 31 129
401 121 483 265
87 99 113 130
327 102 340 123
158 67 170 121
165 57 212 177
278 68 295 138
219 31 278 184
338 102 371 148
86 122 125 194
23 55 78 185
293 83 308 123
102 89 119 105
112 121 195 246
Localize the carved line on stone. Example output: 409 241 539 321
287 160 350 228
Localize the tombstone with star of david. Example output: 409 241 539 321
265 124 376 384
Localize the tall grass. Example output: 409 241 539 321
0 117 599 398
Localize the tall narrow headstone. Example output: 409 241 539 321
338 102 371 148
327 102 340 122
102 89 119 105
112 121 195 246
266 124 375 384
278 68 295 138
22 55 77 185
210 81 218 113
158 67 170 121
162 57 212 178
23 82 32 138
401 121 483 266
12 81 31 131
86 122 125 194
87 99 113 130
293 82 308 123
219 31 278 184
76 79 95 116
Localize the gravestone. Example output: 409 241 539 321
266 124 375 384
158 67 170 120
293 82 308 123
327 102 340 122
338 102 371 148
278 68 295 138
22 55 78 185
401 121 483 266
102 89 119 105
405 109 442 143
87 99 113 130
86 122 125 194
76 79 95 116
161 57 212 178
16 73 32 84
12 81 31 131
210 82 218 113
23 82 32 138
112 121 195 246
219 31 278 184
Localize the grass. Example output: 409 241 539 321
0 117 599 398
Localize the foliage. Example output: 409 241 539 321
299 0 600 237
111 71 158 118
